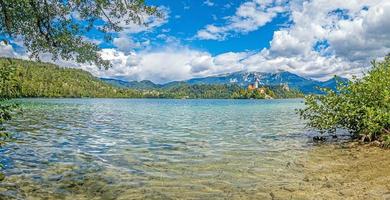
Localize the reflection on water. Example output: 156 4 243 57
0 99 389 199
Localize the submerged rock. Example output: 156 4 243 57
313 136 326 142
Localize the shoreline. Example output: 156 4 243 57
6 97 306 100
1 142 388 199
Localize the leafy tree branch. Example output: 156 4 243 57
0 0 161 68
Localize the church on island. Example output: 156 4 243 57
247 78 290 93
247 78 266 94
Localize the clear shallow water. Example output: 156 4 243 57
1 99 319 199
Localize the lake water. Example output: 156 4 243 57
1 99 389 200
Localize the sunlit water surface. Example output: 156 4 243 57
1 99 389 200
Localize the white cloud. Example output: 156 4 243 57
203 0 214 7
93 47 208 83
242 49 361 80
262 0 390 79
213 52 247 73
196 0 288 40
212 14 218 21
97 0 390 83
269 30 309 57
195 25 226 40
1 0 389 84
83 44 356 83
113 35 140 53
80 46 249 83
0 42 18 58
109 6 169 53
325 1 390 63
223 3 233 9
111 6 169 34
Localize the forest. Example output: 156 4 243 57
0 58 303 99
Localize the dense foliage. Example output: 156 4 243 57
161 84 243 99
299 55 390 147
0 59 18 141
0 0 160 68
0 58 18 180
128 84 303 99
232 86 304 99
0 58 143 98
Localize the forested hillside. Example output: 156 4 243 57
231 85 304 99
0 58 303 99
0 58 142 98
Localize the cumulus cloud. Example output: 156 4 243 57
84 46 355 83
242 50 360 80
101 0 389 83
88 47 248 83
97 0 390 82
263 0 390 79
196 0 288 40
1 0 389 83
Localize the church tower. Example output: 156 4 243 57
254 78 259 89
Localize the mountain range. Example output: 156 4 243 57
101 71 349 94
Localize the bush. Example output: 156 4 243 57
299 54 390 145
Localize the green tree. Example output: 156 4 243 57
0 0 160 68
0 59 18 134
0 59 18 180
299 55 390 147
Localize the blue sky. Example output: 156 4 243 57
144 0 288 54
96 0 288 55
1 0 389 83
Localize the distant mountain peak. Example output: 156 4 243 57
101 70 348 94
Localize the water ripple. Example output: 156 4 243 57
0 98 317 199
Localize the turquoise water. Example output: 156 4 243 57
1 98 316 199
